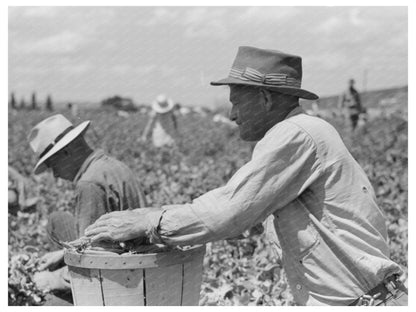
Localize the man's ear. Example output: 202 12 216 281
63 148 71 157
260 89 273 111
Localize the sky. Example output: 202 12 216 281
8 6 408 108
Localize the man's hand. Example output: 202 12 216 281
137 136 147 143
38 249 65 271
33 267 71 291
84 208 162 243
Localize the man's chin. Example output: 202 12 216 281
239 130 260 142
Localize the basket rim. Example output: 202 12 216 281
64 244 205 270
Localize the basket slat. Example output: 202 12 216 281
69 267 104 306
182 254 205 305
145 264 183 306
100 269 145 306
65 245 206 306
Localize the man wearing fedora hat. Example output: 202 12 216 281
84 46 407 306
27 114 147 305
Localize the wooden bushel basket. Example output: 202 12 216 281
64 245 205 306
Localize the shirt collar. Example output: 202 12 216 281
73 149 105 184
285 105 305 119
262 105 305 138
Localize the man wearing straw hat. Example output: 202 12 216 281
27 114 147 305
85 46 407 306
140 94 178 148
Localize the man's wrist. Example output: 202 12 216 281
144 209 165 244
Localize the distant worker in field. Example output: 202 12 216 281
338 78 364 131
140 94 179 147
8 166 39 215
85 46 407 306
27 114 147 305
67 102 78 117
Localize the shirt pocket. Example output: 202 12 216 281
274 200 320 260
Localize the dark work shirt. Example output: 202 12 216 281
73 150 147 236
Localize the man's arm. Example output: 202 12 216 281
75 181 109 237
354 90 363 113
85 123 322 245
141 112 156 141
172 112 178 132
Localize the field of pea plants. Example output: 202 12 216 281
8 105 408 306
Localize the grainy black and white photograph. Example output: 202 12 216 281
7 3 409 307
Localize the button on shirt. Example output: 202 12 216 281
146 107 403 305
73 150 147 237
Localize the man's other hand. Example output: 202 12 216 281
33 267 71 291
84 208 162 243
38 249 65 271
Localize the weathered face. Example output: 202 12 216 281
44 148 74 181
229 85 268 141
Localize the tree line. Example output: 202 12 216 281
9 92 54 111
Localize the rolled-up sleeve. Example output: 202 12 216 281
149 123 323 246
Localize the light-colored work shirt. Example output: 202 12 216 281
149 111 176 147
147 106 403 305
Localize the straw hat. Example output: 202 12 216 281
28 114 90 174
152 94 175 114
211 46 319 100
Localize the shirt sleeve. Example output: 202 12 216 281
75 181 108 237
148 122 323 246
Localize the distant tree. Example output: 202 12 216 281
31 92 37 110
101 95 137 111
101 95 123 108
45 95 53 111
10 92 17 110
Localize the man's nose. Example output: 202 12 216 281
229 106 238 121
52 169 59 178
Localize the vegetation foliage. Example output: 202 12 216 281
8 108 407 305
